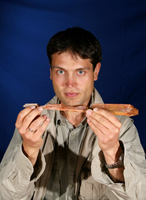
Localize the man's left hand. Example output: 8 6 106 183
86 108 122 162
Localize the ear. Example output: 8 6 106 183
94 62 101 81
50 68 52 80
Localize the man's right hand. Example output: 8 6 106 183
15 106 50 166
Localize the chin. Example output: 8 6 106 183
63 102 77 106
61 100 79 106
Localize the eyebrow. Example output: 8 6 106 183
52 66 64 70
76 67 90 71
52 66 90 70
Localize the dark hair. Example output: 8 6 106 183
47 27 102 70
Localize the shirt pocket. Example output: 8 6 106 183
79 167 99 200
79 182 98 200
79 179 109 200
78 166 109 200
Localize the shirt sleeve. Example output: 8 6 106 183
0 128 46 200
91 116 146 200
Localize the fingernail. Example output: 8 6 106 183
93 108 98 112
31 106 36 109
47 118 50 121
38 107 43 111
42 114 47 118
86 110 92 115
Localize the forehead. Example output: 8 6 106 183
51 52 93 70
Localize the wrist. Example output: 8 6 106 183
103 141 124 165
105 153 124 169
22 143 40 166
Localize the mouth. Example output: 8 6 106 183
65 93 79 97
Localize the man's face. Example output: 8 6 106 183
50 52 101 106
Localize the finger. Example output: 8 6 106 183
31 117 50 141
86 109 115 131
87 116 107 136
87 117 106 140
28 115 48 132
15 106 36 128
94 108 121 128
87 118 118 146
22 116 50 141
86 109 121 129
19 107 43 133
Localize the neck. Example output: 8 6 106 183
60 97 92 127
61 111 86 127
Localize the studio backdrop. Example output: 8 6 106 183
0 0 146 161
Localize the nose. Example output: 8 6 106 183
65 73 77 88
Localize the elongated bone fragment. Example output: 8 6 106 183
91 104 139 116
23 103 139 117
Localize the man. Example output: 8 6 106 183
0 27 146 200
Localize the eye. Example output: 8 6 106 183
57 70 64 75
78 70 85 75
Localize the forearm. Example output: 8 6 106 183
108 167 124 182
0 141 46 199
91 116 146 199
0 146 35 199
103 141 124 182
22 142 40 166
0 179 34 200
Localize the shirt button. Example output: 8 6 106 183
70 157 75 162
71 132 75 137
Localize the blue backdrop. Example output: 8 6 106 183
0 0 146 161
